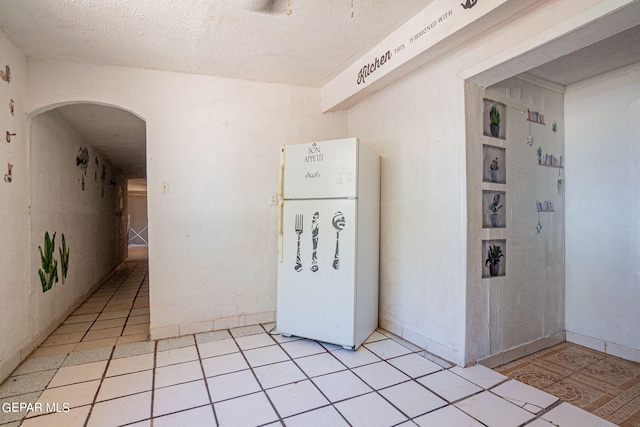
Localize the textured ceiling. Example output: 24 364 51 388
0 0 432 88
0 0 432 180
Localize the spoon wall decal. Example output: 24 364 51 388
332 211 345 270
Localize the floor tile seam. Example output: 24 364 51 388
576 367 638 387
350 358 413 386
449 394 519 427
274 402 339 423
375 329 454 368
155 355 200 369
519 398 565 426
445 365 508 393
243 326 361 425
209 388 271 405
402 401 451 423
106 270 147 342
561 371 620 394
611 398 640 418
348 375 419 424
486 388 550 415
95 387 154 404
231 329 286 425
601 389 640 418
147 403 212 424
147 339 158 422
530 357 585 374
267 334 367 426
79 345 116 427
103 366 154 380
600 354 640 369
380 352 446 381
195 330 227 426
526 360 580 383
75 266 135 346
2 366 60 384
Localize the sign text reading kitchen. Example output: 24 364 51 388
356 50 392 85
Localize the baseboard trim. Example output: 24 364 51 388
566 330 640 363
477 331 566 369
150 311 277 341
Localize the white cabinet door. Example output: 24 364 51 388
283 138 358 200
277 199 357 347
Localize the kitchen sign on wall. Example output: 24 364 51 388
323 0 512 111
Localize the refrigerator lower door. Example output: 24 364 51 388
277 199 357 347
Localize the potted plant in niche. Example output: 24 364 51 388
489 157 500 182
488 194 503 227
490 103 500 137
485 244 503 277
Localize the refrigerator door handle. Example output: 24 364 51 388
278 146 285 263
278 200 284 263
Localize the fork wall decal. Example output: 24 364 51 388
294 214 303 272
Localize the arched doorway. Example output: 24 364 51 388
27 101 148 342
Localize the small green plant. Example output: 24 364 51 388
485 244 504 266
490 104 500 125
59 233 70 284
489 194 503 213
38 231 59 292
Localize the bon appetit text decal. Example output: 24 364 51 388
355 7 461 85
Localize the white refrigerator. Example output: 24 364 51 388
277 137 380 350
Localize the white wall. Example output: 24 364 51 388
466 77 565 367
348 58 467 364
565 64 640 362
0 28 30 382
25 59 348 340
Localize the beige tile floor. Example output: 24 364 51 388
496 342 640 426
0 254 616 426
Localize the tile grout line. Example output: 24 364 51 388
116 267 148 344
231 327 287 426
81 345 117 427
262 326 352 426
148 339 158 426
80 261 140 427
194 333 221 426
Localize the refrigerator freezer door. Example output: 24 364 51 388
277 199 357 347
283 138 358 200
